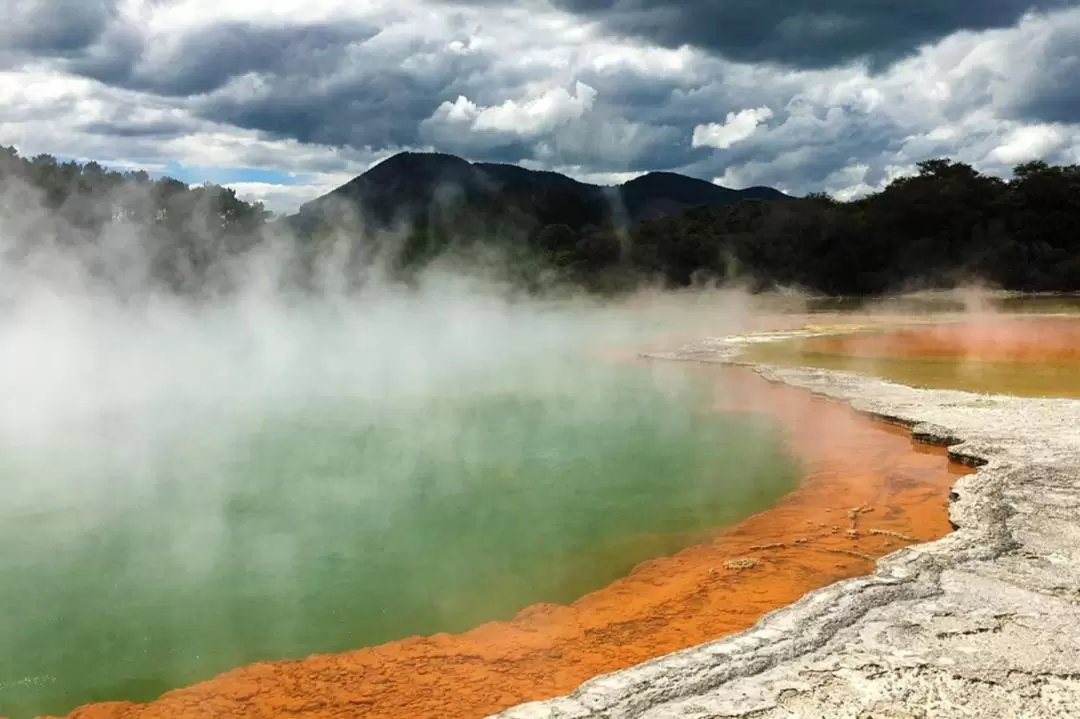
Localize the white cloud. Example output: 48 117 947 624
587 44 698 80
691 106 774 149
819 162 916 201
521 162 646 186
989 124 1067 165
427 81 598 137
225 176 354 215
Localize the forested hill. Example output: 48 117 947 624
290 152 790 233
634 158 1080 294
276 153 1080 295
1 144 1079 296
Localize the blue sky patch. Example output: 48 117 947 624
158 162 303 186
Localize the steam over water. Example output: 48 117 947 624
0 278 798 718
745 296 1080 397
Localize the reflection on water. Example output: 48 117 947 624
744 313 1080 398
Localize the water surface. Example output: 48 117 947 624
0 331 797 718
744 313 1080 398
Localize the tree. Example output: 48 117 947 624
5 144 1080 298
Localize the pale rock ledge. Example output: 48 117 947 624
491 338 1080 719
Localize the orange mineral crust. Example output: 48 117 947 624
50 366 970 719
804 315 1080 363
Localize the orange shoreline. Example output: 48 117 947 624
49 363 970 719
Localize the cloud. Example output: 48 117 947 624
522 164 644 186
427 81 597 136
539 0 1075 70
87 21 382 98
691 107 774 149
0 0 117 55
223 177 356 215
989 124 1069 164
996 10 1080 123
415 81 684 169
1 0 1080 213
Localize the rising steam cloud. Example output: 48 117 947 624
0 164 789 718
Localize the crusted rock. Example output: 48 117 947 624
496 343 1080 719
723 559 760 570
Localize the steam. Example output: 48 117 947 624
8 160 1065 719
0 172 781 718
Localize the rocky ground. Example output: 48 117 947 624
493 334 1080 719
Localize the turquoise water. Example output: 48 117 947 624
0 295 799 718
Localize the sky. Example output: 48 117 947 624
2 0 1079 214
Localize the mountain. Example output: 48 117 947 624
289 152 792 234
617 172 790 222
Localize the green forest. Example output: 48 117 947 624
623 159 1080 295
0 146 271 295
2 145 1078 297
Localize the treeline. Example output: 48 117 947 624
2 145 1079 297
0 146 271 294
552 158 1080 294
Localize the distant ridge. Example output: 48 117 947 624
290 152 792 232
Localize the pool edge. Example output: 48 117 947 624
493 334 1080 718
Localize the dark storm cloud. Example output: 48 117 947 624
1021 68 1080 124
77 21 381 97
196 30 505 150
574 61 796 133
81 120 194 139
27 14 509 151
549 116 701 170
543 0 1076 70
204 70 442 148
575 67 681 113
432 138 538 165
0 0 117 55
1006 20 1080 123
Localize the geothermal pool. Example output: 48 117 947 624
0 318 798 718
21 362 967 719
2 289 1025 719
744 314 1080 398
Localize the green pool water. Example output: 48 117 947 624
0 354 797 718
